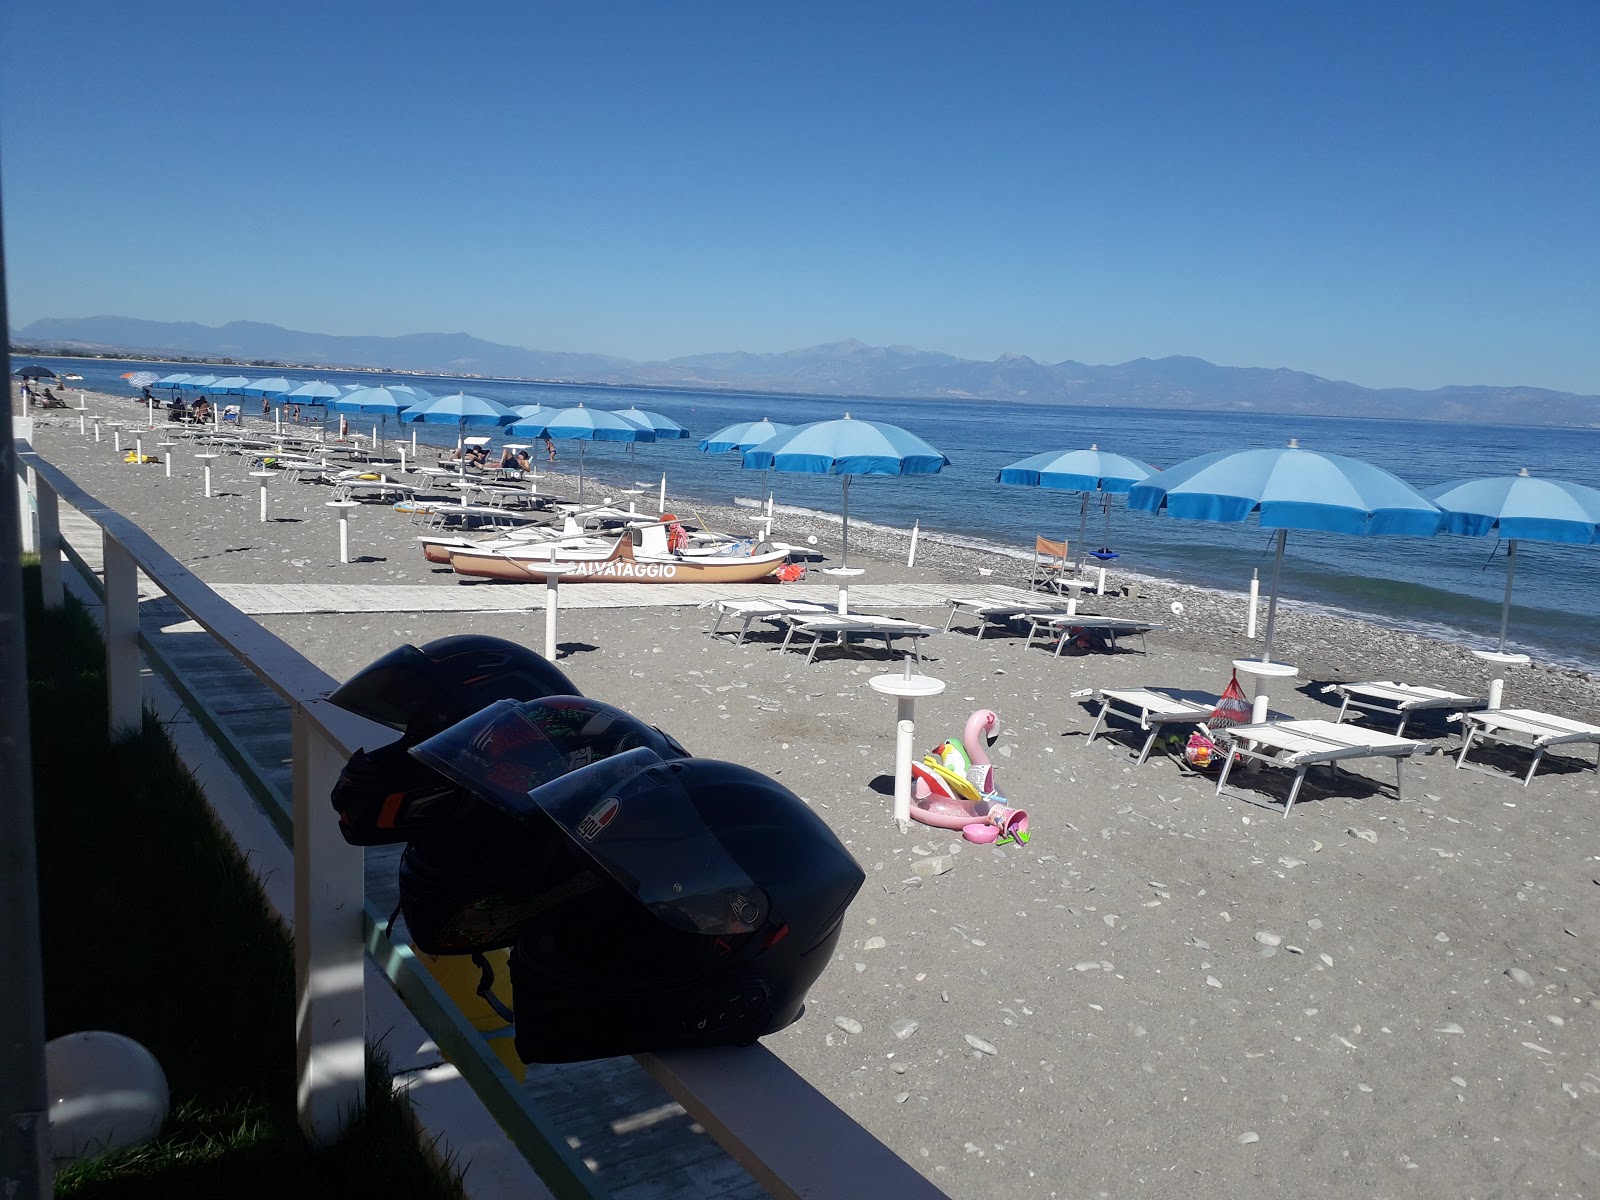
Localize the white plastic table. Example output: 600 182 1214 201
249 470 274 522
1471 648 1530 710
157 441 176 478
1233 658 1299 724
194 452 221 498
519 562 566 661
325 499 359 563
870 663 947 830
823 566 865 615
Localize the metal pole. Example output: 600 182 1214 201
840 475 851 569
1260 528 1287 663
0 199 52 1196
544 573 560 660
1247 568 1259 639
907 519 919 568
659 471 667 516
1496 540 1518 654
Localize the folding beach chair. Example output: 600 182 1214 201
1215 718 1436 816
1030 536 1070 591
703 597 832 645
776 614 939 664
1085 688 1216 764
1454 708 1600 785
1326 680 1484 737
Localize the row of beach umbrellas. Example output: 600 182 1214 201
126 375 1600 661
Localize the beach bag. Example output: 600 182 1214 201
1183 731 1219 770
1208 669 1252 733
774 563 806 583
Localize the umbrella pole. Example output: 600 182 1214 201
840 475 851 569
1077 494 1089 572
1261 527 1287 663
1496 539 1518 654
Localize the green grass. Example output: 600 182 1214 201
24 562 467 1200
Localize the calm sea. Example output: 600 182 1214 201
22 356 1600 674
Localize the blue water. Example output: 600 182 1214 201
22 355 1600 673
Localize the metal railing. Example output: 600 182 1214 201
16 435 948 1200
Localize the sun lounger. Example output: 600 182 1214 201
1325 680 1484 736
1454 708 1600 785
776 614 939 664
1085 688 1216 764
704 597 833 645
1216 718 1436 816
1025 615 1164 655
944 596 1080 639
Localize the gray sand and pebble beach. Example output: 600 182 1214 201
22 393 1600 1199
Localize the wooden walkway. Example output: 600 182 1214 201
57 507 771 1200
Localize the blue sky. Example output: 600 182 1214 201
2 1 1596 392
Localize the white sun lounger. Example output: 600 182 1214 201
1454 708 1600 785
1326 680 1485 737
944 596 1080 639
703 597 833 645
776 615 939 665
1085 688 1216 764
1025 615 1164 655
1216 718 1435 816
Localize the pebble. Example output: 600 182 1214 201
1451 1076 1467 1087
1319 953 1334 967
1307 919 1324 930
891 1018 920 1041
1236 1131 1259 1145
854 962 866 973
835 1016 863 1035
964 1034 998 1056
1506 967 1535 987
1348 827 1378 843
1206 975 1222 989
911 855 954 877
863 936 887 951
1254 931 1282 947
896 1092 911 1104
1434 1023 1465 1034
1073 961 1103 972
1435 932 1451 943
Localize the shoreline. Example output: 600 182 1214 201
19 391 1600 1199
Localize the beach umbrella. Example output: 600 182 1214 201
1127 438 1443 663
402 390 517 456
742 414 950 570
332 386 418 453
612 407 690 439
511 404 655 503
241 377 293 397
204 375 253 395
152 373 192 391
698 418 792 454
122 371 160 389
178 374 219 392
998 443 1158 566
15 365 57 379
1423 468 1600 655
282 380 343 405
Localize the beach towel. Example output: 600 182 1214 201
1208 669 1252 733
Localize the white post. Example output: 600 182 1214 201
907 519 920 568
411 427 417 456
135 436 143 464
79 413 86 435
544 573 560 660
93 420 101 442
339 513 351 563
659 472 667 516
893 718 915 830
763 491 774 540
291 703 367 1144
113 428 122 453
1246 569 1259 639
78 390 86 407
203 460 214 498
398 446 407 472
17 466 37 555
259 479 269 522
102 533 142 735
1096 565 1108 595
36 475 62 609
1487 677 1505 709
276 407 283 435
146 397 154 428
1251 690 1270 725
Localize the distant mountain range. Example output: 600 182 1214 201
14 315 1599 427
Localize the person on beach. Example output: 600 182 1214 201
500 447 531 472
544 436 557 462
463 443 489 470
291 403 302 423
261 397 270 416
192 397 212 423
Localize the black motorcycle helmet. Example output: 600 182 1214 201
412 711 865 1063
395 697 691 955
326 635 582 845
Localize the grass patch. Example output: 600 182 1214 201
24 564 467 1200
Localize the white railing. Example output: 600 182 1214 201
17 437 948 1200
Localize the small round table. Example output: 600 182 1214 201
194 453 221 498
105 421 126 453
1233 658 1299 724
1088 549 1120 595
823 566 865 615
157 441 176 478
517 562 568 661
249 470 275 522
325 499 359 562
1050 578 1095 616
1471 649 1530 710
869 665 947 830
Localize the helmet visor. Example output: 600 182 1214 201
413 702 767 937
327 644 438 731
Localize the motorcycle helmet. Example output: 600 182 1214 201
326 635 582 845
396 697 691 955
412 709 865 1063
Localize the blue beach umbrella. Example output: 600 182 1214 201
612 407 690 439
282 380 343 405
402 390 518 427
179 374 219 392
699 418 792 454
998 443 1158 564
1423 468 1600 655
1127 438 1443 663
515 404 655 503
242 377 293 397
333 386 418 452
152 373 191 391
742 413 951 569
204 375 252 395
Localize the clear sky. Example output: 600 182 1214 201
2 1 1596 393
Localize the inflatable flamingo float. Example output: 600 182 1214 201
909 710 1029 843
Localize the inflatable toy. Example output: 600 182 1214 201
908 709 1029 841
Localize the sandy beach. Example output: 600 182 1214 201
22 393 1600 1200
